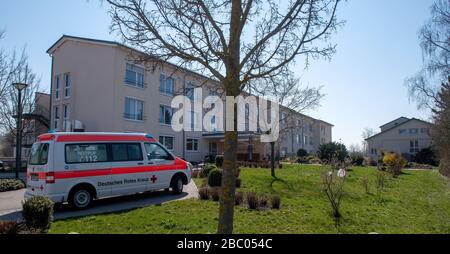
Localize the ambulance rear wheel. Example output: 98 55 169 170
69 187 93 210
171 176 183 195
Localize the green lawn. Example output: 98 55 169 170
49 165 450 234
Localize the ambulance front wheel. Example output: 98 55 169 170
171 175 184 195
69 185 94 210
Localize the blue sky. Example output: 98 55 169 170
0 0 434 147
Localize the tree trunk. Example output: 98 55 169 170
217 0 242 234
270 142 275 177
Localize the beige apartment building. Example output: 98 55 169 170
47 35 333 163
366 117 433 161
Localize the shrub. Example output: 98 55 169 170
209 187 220 202
235 192 244 206
362 177 370 194
307 156 322 165
376 170 388 190
215 155 224 168
200 164 216 178
0 179 25 192
383 153 407 177
204 154 216 163
271 195 281 209
208 169 222 187
363 157 377 167
414 147 438 166
235 178 242 188
350 152 364 166
297 149 308 157
439 159 450 177
246 192 259 210
0 221 22 234
322 160 348 219
296 157 308 164
22 196 54 232
191 170 199 178
259 196 269 209
317 142 348 162
198 187 209 200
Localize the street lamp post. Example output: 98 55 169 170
13 83 28 179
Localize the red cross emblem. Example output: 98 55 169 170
151 175 157 183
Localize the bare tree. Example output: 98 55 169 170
0 32 41 151
406 0 449 111
361 127 376 155
248 66 324 177
348 143 362 154
432 78 450 176
107 0 342 234
322 158 349 226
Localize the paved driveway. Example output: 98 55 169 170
0 181 198 221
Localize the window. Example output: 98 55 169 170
371 148 377 155
160 74 174 96
63 105 69 131
186 111 199 130
281 112 287 124
159 136 174 151
410 140 419 153
54 106 60 129
65 144 108 164
209 142 217 154
304 136 308 145
421 128 429 134
186 86 195 101
309 124 313 132
125 64 145 88
111 143 143 161
297 119 301 127
63 105 69 120
309 136 313 145
409 128 419 134
64 73 71 98
186 138 199 151
145 143 174 161
399 129 407 135
125 97 144 121
29 143 49 165
55 76 60 100
159 105 173 125
296 134 300 144
211 115 217 131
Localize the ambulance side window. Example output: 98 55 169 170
111 143 143 162
65 144 108 164
144 143 174 162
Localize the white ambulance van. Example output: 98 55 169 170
25 132 192 209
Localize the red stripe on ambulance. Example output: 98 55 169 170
56 134 156 143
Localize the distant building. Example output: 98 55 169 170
366 117 433 161
12 92 51 158
46 35 333 162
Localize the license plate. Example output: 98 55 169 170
30 174 39 181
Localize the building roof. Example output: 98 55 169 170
47 35 220 84
365 118 433 141
379 116 409 130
